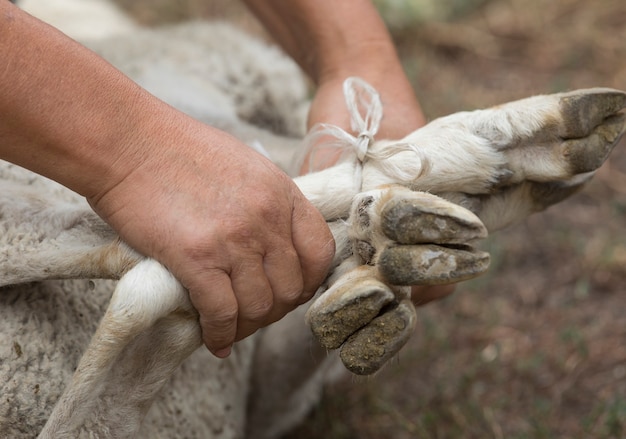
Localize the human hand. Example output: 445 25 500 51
88 112 335 357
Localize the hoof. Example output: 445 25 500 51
340 299 417 375
558 88 626 139
307 267 396 349
378 244 490 285
381 191 487 245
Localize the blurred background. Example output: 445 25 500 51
113 1 626 437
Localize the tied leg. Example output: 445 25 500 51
308 186 490 375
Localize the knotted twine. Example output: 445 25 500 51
301 77 429 189
300 77 381 189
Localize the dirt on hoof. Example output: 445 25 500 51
378 244 490 285
308 286 394 349
340 301 416 375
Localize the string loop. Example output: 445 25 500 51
300 77 430 189
301 77 382 185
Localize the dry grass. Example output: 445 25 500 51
113 1 626 437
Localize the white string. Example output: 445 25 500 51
300 76 430 188
343 77 382 161
301 77 382 187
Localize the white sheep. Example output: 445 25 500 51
2 1 625 438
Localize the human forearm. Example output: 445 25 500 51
243 0 425 169
0 3 167 199
242 0 404 84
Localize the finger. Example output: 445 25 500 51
230 257 274 342
188 270 238 358
290 196 335 298
261 245 304 323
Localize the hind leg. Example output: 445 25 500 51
38 260 200 438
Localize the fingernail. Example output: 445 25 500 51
213 346 232 358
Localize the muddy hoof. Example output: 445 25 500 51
340 299 417 375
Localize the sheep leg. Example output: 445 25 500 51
306 186 490 374
426 89 626 232
294 89 625 230
38 259 199 438
305 89 625 375
345 88 626 197
293 161 361 221
87 311 201 437
246 305 344 439
0 182 140 286
492 88 626 182
439 173 592 232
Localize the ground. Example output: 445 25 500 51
116 1 626 437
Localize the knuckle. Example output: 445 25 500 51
294 288 315 306
280 286 306 307
207 303 239 327
303 236 335 283
275 256 306 306
242 297 274 323
315 227 336 264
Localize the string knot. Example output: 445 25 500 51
301 77 383 174
300 77 430 190
343 77 382 163
356 133 372 161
